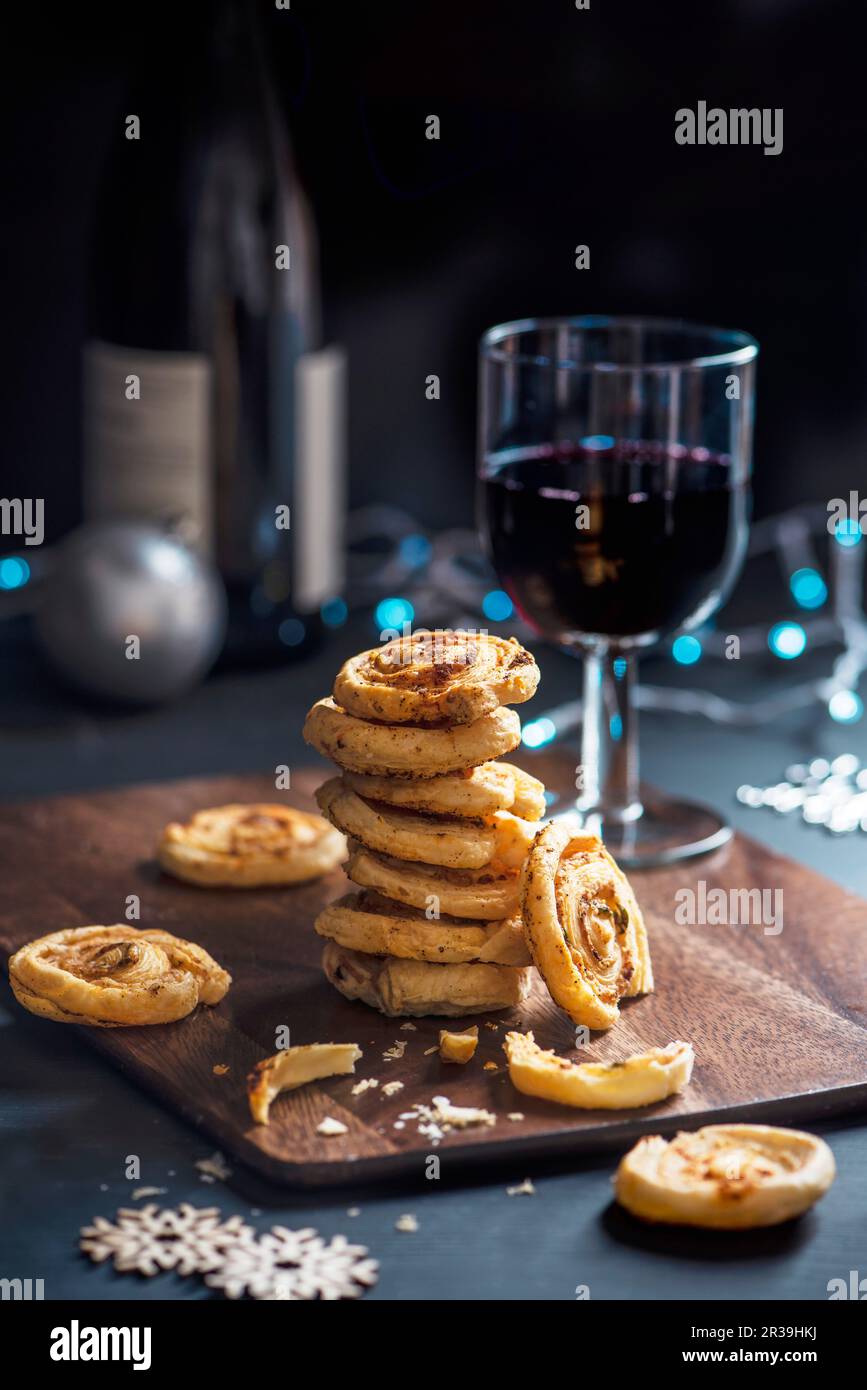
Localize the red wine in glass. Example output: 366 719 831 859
480 439 749 649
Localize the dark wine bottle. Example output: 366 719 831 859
83 0 343 663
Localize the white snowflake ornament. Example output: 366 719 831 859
205 1226 379 1300
80 1204 253 1277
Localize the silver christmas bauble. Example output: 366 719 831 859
34 522 227 704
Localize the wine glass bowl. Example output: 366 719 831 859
478 317 758 867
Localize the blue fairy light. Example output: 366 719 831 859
521 717 557 749
672 634 702 665
482 589 514 622
0 556 30 589
790 567 827 610
278 617 306 647
768 621 806 660
399 534 432 567
375 597 414 630
320 597 348 628
828 690 863 724
835 519 862 548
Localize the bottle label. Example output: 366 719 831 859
83 341 213 553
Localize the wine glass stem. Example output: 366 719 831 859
577 649 642 825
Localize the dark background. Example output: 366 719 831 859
4 0 866 541
3 1 867 1308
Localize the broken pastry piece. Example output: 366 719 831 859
8 925 230 1026
439 1025 479 1063
247 1042 362 1125
503 1032 693 1109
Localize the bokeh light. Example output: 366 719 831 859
482 589 513 621
277 617 305 647
0 556 30 590
768 621 806 659
399 534 431 567
828 689 863 724
790 567 827 610
834 518 862 548
672 634 702 665
521 717 557 749
375 596 414 630
320 597 348 628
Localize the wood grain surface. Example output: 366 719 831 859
1 758 866 1187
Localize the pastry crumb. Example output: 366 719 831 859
383 1041 407 1062
423 1046 438 1056
506 1178 536 1197
316 1116 349 1137
400 1022 417 1031
507 1112 525 1122
395 1214 419 1233
351 1077 379 1096
347 1207 361 1217
396 1095 496 1146
439 1025 478 1064
382 1080 404 1097
130 1186 167 1201
196 1152 232 1183
212 1064 229 1076
483 1061 499 1072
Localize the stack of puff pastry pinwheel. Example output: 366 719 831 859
303 630 546 1017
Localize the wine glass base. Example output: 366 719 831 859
560 789 733 869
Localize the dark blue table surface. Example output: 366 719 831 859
2 623 865 1301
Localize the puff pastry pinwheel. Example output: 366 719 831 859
322 941 531 1017
8 925 230 1026
343 761 545 821
316 776 537 871
332 630 539 725
503 1032 693 1109
614 1124 836 1229
315 890 531 965
346 842 522 921
521 823 653 1030
158 803 345 887
303 696 521 778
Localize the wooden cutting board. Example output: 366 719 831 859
1 761 866 1187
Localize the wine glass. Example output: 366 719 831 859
477 316 758 868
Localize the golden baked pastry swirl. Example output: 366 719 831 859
332 630 539 725
343 762 545 821
8 925 231 1026
322 941 531 1017
316 777 537 870
346 842 522 920
303 697 521 778
614 1124 836 1228
315 890 531 965
158 803 346 887
521 823 653 1029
